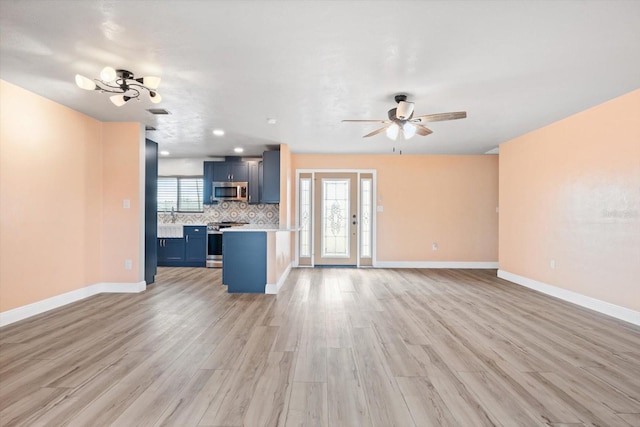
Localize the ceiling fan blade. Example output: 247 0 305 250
413 111 467 123
342 119 389 123
415 124 433 136
363 125 390 138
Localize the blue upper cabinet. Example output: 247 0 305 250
261 150 280 203
203 161 215 204
203 161 250 205
247 161 260 204
212 161 248 182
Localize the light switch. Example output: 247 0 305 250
123 199 130 209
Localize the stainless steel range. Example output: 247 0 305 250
206 222 248 268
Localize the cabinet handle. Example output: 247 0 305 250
186 235 189 243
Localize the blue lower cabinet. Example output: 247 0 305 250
184 226 206 267
158 238 185 266
157 226 207 267
223 232 267 293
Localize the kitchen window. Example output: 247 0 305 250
158 176 204 212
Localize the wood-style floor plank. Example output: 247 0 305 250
0 266 638 426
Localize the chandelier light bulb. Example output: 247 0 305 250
100 66 117 82
150 92 162 104
403 122 417 139
141 76 161 89
110 94 129 106
75 74 96 90
386 123 400 140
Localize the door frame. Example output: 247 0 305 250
295 169 377 268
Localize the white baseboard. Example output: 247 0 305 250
374 261 499 269
497 270 639 326
0 281 146 328
99 281 147 293
265 263 293 294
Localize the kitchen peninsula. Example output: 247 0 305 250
222 225 294 293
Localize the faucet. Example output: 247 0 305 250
170 207 177 223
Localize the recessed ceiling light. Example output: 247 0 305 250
160 150 170 156
234 147 244 153
266 118 277 125
213 129 225 136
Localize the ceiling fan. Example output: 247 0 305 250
342 94 467 140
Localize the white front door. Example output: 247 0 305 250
297 171 375 267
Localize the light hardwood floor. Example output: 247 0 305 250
1 267 639 426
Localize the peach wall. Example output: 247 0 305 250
0 80 103 311
499 90 640 311
0 80 144 313
291 154 499 263
279 144 292 227
101 123 143 284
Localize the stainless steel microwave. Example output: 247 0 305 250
211 181 248 203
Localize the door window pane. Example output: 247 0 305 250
322 179 350 258
299 178 312 258
360 178 372 258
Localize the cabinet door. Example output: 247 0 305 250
223 231 267 293
157 239 165 263
261 150 280 203
158 238 185 266
212 163 230 182
165 238 185 262
203 161 215 204
184 226 206 266
230 162 248 182
247 161 260 204
185 235 206 265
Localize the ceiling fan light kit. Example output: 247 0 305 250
343 93 467 141
75 67 162 107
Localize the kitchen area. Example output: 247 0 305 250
156 147 294 294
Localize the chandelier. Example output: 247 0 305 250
75 67 162 107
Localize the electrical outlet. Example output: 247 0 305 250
125 259 132 270
432 242 438 251
550 259 556 269
123 199 130 209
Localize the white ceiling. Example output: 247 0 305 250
1 1 639 157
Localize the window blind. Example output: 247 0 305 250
157 177 203 212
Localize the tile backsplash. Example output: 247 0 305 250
158 202 279 225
